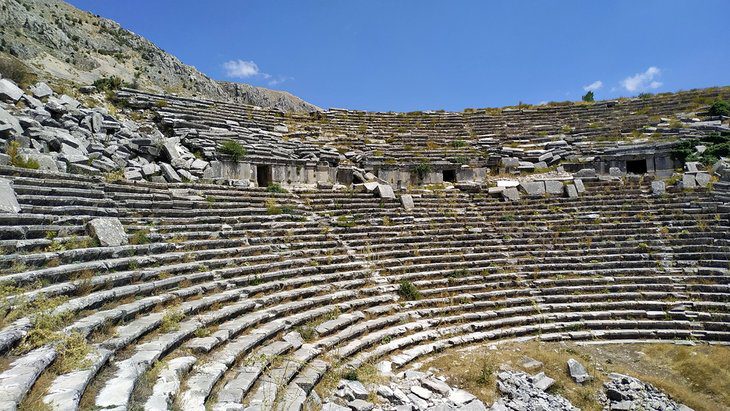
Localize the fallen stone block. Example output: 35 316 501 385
567 358 591 384
682 174 696 189
574 168 596 178
400 194 414 211
0 79 23 103
694 172 711 187
651 181 665 195
375 184 395 199
544 180 563 194
30 82 53 99
520 181 545 196
86 217 128 247
0 178 21 213
502 187 520 202
565 184 578 198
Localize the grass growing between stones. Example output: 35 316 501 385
421 341 730 411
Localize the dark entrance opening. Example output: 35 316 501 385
626 159 647 174
257 165 272 187
443 169 457 183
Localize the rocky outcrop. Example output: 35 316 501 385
0 0 318 112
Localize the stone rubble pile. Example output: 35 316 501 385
0 76 212 183
323 369 488 411
491 369 578 411
600 373 693 411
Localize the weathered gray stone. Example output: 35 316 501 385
0 106 22 135
567 358 591 383
0 78 23 102
682 174 696 189
160 163 182 183
609 167 623 177
348 399 374 411
421 378 450 396
30 82 53 99
519 357 543 371
86 217 128 247
375 183 395 199
0 178 21 213
574 168 596 178
544 180 563 194
400 194 414 210
322 402 351 411
565 184 578 198
573 178 585 193
694 172 711 187
520 181 545 196
651 180 665 195
502 187 520 202
124 169 144 181
410 385 432 400
532 372 555 391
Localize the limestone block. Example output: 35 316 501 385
30 82 53 99
567 358 591 383
0 78 23 102
574 168 596 178
573 178 585 193
0 106 22 135
519 181 545 196
694 172 711 187
502 187 520 202
86 217 128 247
400 194 414 211
0 178 21 213
544 180 563 194
375 184 395 199
682 174 696 189
565 184 578 198
496 180 519 188
651 181 665 195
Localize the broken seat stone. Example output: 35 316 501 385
86 217 128 247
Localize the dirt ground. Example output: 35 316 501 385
420 340 730 411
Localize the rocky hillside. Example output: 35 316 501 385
0 0 319 112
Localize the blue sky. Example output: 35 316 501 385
67 0 729 112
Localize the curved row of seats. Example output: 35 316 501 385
0 166 727 410
121 87 730 167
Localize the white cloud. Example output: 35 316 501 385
583 80 603 92
223 60 261 78
621 67 662 92
267 76 293 86
222 60 292 87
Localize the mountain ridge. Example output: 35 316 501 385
0 0 319 112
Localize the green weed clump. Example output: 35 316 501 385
397 280 421 300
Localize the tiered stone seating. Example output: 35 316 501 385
0 165 727 411
120 87 730 169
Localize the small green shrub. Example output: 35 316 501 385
219 139 246 161
130 229 151 245
397 280 421 300
708 99 730 117
6 141 40 169
159 310 184 332
413 161 432 179
581 91 594 102
54 332 92 373
92 75 123 92
451 140 467 148
266 183 287 193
